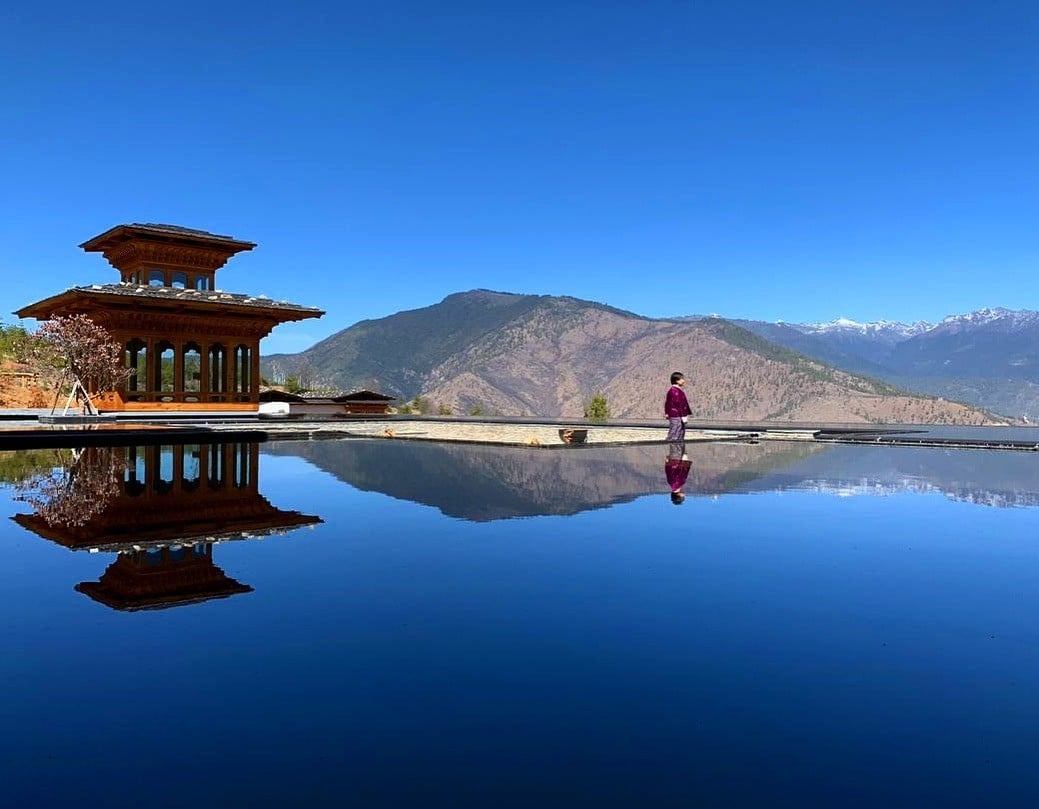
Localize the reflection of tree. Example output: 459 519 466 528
0 449 60 484
14 446 125 527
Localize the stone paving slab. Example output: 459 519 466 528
246 419 762 447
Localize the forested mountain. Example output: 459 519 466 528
261 290 998 425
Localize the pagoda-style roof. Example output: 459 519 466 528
75 554 253 612
15 283 324 322
13 508 322 554
259 389 308 403
259 389 397 404
333 390 396 403
80 222 256 254
76 222 260 289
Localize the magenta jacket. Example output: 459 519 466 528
665 458 692 492
664 384 691 419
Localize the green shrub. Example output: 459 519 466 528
584 392 610 422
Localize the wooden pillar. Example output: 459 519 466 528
200 343 210 398
250 339 261 402
174 339 183 401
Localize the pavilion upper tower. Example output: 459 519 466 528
79 223 257 291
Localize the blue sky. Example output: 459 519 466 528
2 1 1036 353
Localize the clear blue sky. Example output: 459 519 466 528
3 1 1036 352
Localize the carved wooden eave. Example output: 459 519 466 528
75 555 255 612
101 241 241 275
12 501 322 551
14 287 323 338
79 223 255 276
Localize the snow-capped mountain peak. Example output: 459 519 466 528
937 307 1039 329
796 317 933 339
789 307 1039 341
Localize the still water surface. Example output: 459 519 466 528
2 439 1039 807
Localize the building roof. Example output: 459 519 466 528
333 390 397 402
258 389 396 405
80 222 256 253
13 510 323 553
259 389 308 403
15 283 324 321
75 560 254 612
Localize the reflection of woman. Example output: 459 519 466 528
665 442 691 505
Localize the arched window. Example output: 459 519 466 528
182 343 201 393
195 276 210 291
155 342 175 393
234 344 251 394
155 445 175 494
207 443 226 489
209 344 226 393
171 271 188 289
124 339 147 392
232 443 252 488
123 445 146 496
182 444 201 491
148 269 166 287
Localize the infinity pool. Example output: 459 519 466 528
2 439 1038 806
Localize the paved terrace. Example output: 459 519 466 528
216 418 775 447
1 411 1037 451
0 412 767 449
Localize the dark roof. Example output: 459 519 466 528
12 512 323 553
133 223 238 240
259 389 307 403
333 389 396 402
75 573 253 612
16 283 324 320
80 223 256 252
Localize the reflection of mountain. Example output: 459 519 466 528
12 443 322 610
265 439 827 521
267 438 1039 518
740 444 1039 508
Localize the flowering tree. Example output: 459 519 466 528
14 446 125 527
20 315 129 415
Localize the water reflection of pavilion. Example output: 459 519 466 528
13 443 321 610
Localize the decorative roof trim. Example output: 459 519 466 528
15 284 324 320
80 223 256 252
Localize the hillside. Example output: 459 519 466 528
263 290 546 394
262 291 999 425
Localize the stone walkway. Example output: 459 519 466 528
242 419 769 447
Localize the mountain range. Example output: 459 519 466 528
261 290 1027 424
735 307 1039 420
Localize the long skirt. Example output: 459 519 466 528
667 417 686 442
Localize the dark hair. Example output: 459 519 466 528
670 371 684 385
670 491 685 505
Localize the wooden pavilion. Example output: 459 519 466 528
13 442 323 610
15 223 324 412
